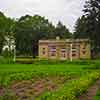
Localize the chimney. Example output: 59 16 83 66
56 36 60 40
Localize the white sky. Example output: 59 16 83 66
0 0 86 32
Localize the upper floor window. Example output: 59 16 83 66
61 48 66 52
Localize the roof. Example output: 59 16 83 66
39 39 90 44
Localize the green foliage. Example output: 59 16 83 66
15 15 71 57
16 56 34 64
55 21 71 39
0 63 89 87
0 60 99 99
74 16 88 38
2 48 13 58
15 15 54 56
0 11 15 55
74 0 100 55
34 59 92 65
0 11 72 57
0 56 13 64
83 62 100 70
37 72 100 100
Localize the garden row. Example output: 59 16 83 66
36 71 100 100
0 63 89 87
0 70 82 87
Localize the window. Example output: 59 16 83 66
83 51 86 55
61 48 66 52
61 48 66 58
42 48 45 55
51 51 56 56
49 46 56 56
62 53 66 58
72 53 76 57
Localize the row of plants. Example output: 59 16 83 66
0 54 99 65
16 58 34 64
0 70 81 87
33 59 95 65
37 71 100 100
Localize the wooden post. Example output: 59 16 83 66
13 45 16 62
70 43 72 62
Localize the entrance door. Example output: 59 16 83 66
60 48 67 60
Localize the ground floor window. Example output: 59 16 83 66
61 48 66 58
49 46 56 57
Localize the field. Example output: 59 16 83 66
0 60 100 100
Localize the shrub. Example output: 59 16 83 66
0 56 14 64
16 56 34 64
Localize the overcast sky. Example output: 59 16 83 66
0 0 86 32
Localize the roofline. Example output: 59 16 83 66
39 39 90 43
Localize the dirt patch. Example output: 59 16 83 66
10 76 67 99
78 80 100 100
0 87 5 96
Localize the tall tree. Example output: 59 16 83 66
0 11 15 54
74 16 88 38
15 15 55 57
55 21 71 39
74 0 100 54
0 12 6 54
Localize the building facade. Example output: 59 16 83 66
39 39 91 60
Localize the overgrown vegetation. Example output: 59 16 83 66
0 60 100 99
37 72 100 100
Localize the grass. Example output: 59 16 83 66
0 60 100 99
0 63 88 86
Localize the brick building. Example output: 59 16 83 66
39 38 91 60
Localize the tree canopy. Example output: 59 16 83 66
74 0 100 54
0 12 71 57
0 12 15 54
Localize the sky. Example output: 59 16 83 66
0 0 86 32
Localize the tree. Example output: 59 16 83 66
74 16 88 38
74 0 100 54
55 21 71 39
0 12 6 54
15 15 55 57
0 12 15 54
83 0 100 53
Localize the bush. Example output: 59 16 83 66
16 57 34 64
33 59 92 65
0 56 14 64
1 48 13 58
